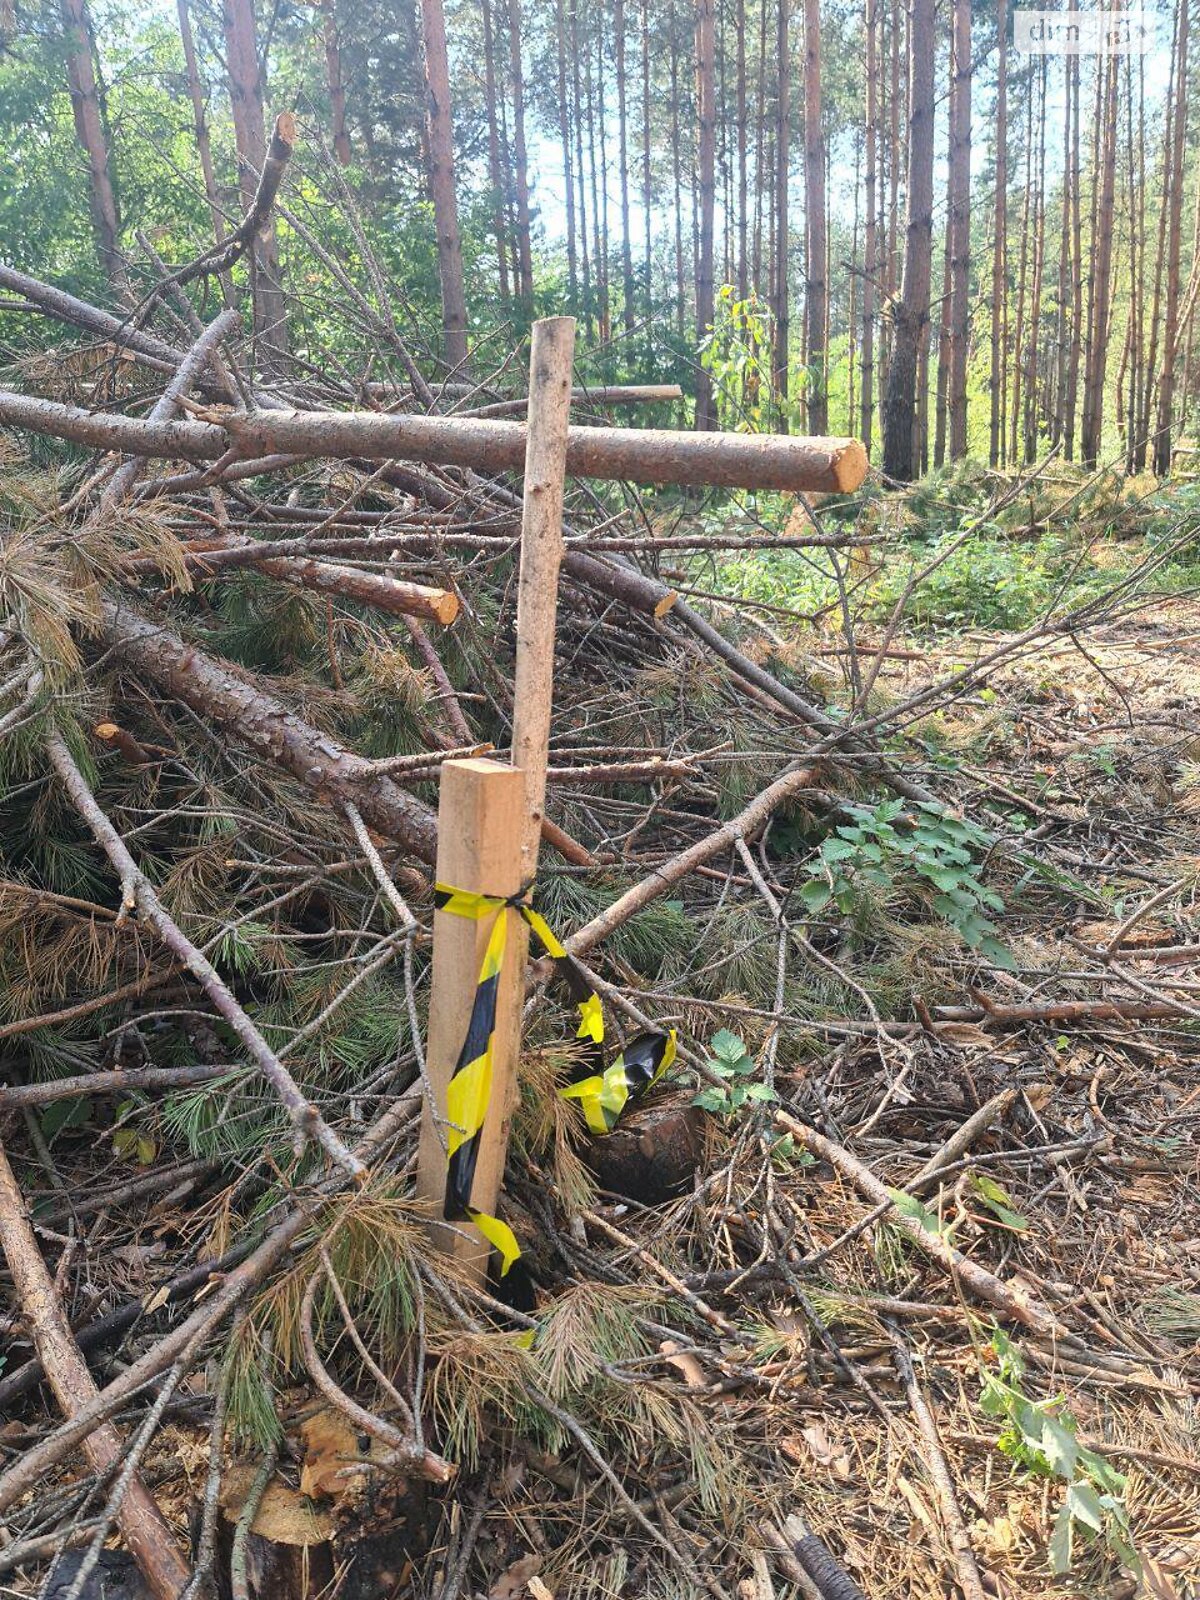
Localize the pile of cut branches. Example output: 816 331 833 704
3 162 1200 1600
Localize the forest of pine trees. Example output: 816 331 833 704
2 0 1197 479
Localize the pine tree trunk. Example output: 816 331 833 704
1081 51 1119 467
671 5 686 336
176 0 226 244
585 30 606 338
1137 33 1170 468
881 0 934 482
570 0 592 339
641 0 654 320
802 0 826 432
695 0 718 430
988 0 1007 467
1154 0 1189 477
1125 52 1144 473
1023 57 1047 463
555 0 577 307
736 0 749 296
946 0 971 459
1052 26 1075 450
615 0 636 335
323 0 351 165
507 0 535 310
860 0 877 454
934 227 951 468
484 0 513 303
773 0 790 424
752 0 768 291
1064 13 1083 460
222 0 288 368
1009 74 1032 465
60 0 124 288
847 137 859 434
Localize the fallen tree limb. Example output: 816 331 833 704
177 533 460 622
97 595 438 862
773 1110 1061 1336
891 1334 988 1600
0 264 191 374
141 113 295 308
933 996 1188 1025
0 388 868 492
46 726 365 1177
0 1063 230 1106
0 1132 191 1599
0 1239 253 1411
461 383 684 417
0 1201 309 1516
100 307 242 509
566 764 817 956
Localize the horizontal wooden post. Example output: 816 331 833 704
0 389 869 494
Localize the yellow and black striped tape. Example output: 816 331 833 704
432 883 677 1275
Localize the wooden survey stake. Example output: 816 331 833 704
416 317 576 1282
414 758 525 1274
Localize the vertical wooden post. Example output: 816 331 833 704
512 314 577 873
416 317 575 1283
415 758 525 1276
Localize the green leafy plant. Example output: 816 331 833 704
979 1329 1137 1575
801 799 1013 966
699 286 802 434
693 1029 775 1118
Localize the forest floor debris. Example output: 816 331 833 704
2 269 1200 1600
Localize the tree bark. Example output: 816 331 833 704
0 1139 192 1600
1081 51 1119 467
508 0 536 310
1154 0 1189 476
988 0 1007 467
946 0 971 459
176 0 227 245
671 6 686 336
322 0 352 165
221 0 288 368
97 597 439 860
60 0 124 289
1022 57 1047 464
0 388 870 492
483 0 513 302
881 0 934 482
695 0 718 430
555 0 577 307
802 0 826 433
418 0 469 367
860 0 878 455
1064 4 1083 460
615 0 636 337
570 0 592 338
641 0 654 323
773 0 790 423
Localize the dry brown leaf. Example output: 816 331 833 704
894 1472 935 1530
1139 1556 1183 1600
488 1553 542 1599
659 1339 707 1389
793 1422 853 1483
527 1580 555 1600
